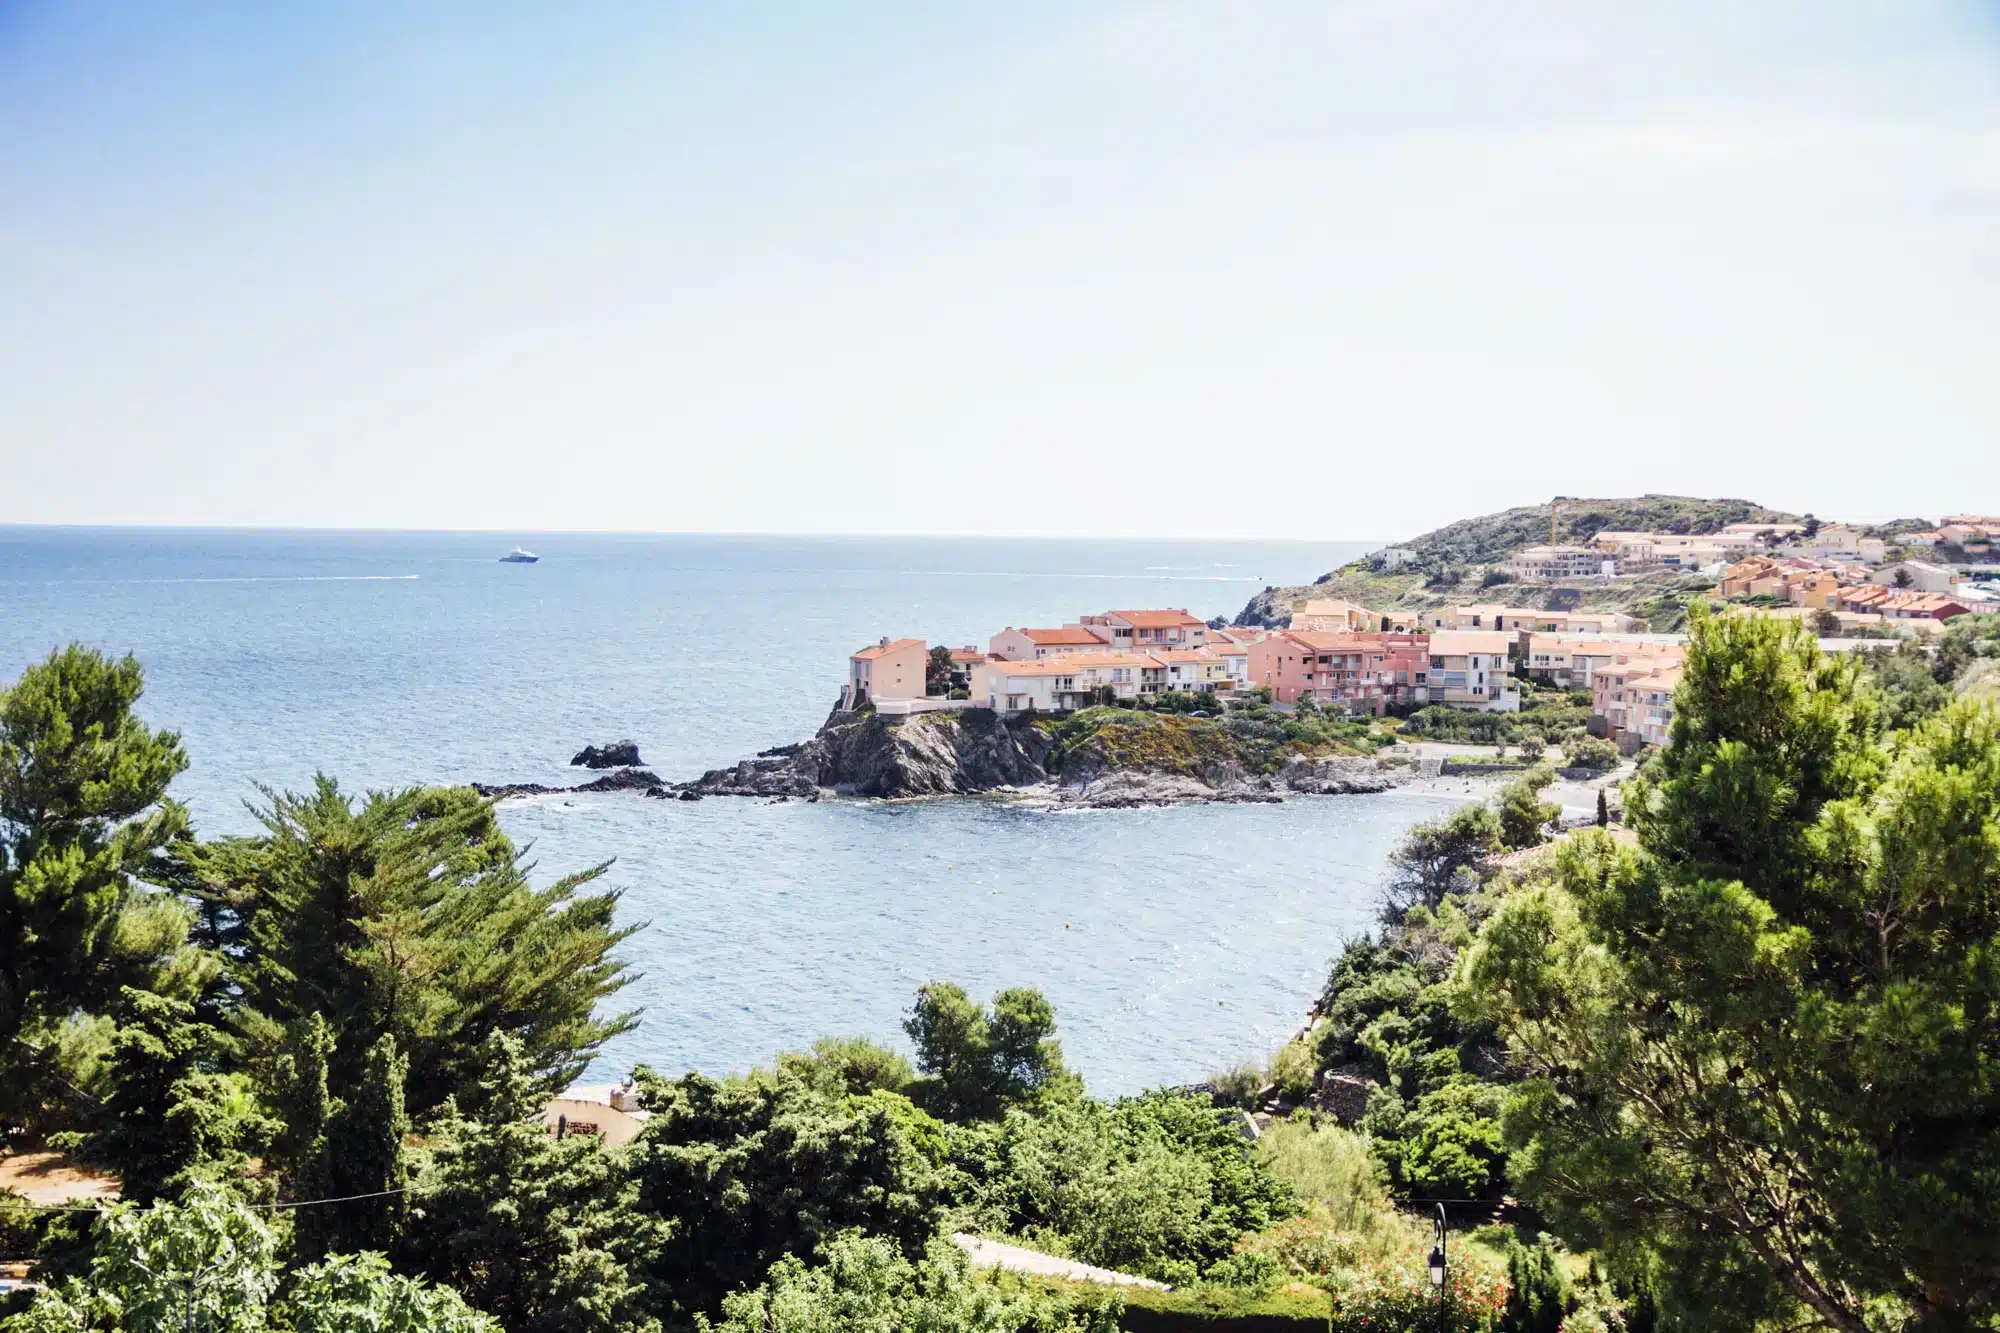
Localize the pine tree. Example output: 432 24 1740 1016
0 646 210 1129
321 1033 409 1256
1464 612 2000 1329
1594 789 1608 828
398 1033 660 1333
182 781 640 1114
69 989 273 1203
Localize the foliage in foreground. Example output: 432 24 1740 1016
1462 612 2000 1330
702 1233 1122 1333
4 1187 492 1333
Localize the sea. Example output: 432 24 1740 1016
0 527 1472 1096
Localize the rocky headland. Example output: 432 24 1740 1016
671 704 1409 808
475 705 1412 809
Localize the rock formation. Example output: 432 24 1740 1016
572 741 643 769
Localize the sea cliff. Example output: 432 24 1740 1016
674 704 1408 807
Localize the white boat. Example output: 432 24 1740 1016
500 547 539 564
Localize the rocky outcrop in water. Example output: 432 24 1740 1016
673 708 1409 808
572 741 644 769
677 708 1058 799
474 767 664 798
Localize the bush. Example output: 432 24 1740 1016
1252 1119 1394 1237
1561 737 1618 771
1206 1060 1265 1109
1265 1039 1316 1105
706 1233 1122 1333
1327 1253 1507 1333
950 1092 1295 1283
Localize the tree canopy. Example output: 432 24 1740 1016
1461 612 2000 1330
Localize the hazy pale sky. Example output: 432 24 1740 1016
3 1 1996 538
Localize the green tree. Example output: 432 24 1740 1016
4 1187 493 1333
1461 613 2000 1330
61 988 274 1203
288 1253 496 1333
926 646 954 697
706 1233 1122 1333
951 1092 1294 1284
904 983 1071 1121
1860 639 1951 731
1380 804 1500 920
627 1067 943 1322
0 647 211 1129
397 1034 659 1333
183 780 639 1113
775 1036 916 1098
1494 766 1560 851
4 1185 277 1333
1500 1239 1570 1333
297 1032 409 1262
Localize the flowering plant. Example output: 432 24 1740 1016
1327 1256 1508 1333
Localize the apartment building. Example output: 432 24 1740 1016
1079 609 1208 650
1507 545 1612 582
1593 659 1685 751
970 653 1167 712
1424 631 1519 712
844 637 929 709
989 625 1114 661
1248 632 1429 712
1868 562 1962 594
1521 633 1686 690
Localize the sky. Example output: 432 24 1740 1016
2 1 1996 540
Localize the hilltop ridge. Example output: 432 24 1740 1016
1236 494 1801 629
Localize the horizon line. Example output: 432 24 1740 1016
0 521 1403 544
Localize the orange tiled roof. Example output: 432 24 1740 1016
853 637 924 660
1107 609 1204 629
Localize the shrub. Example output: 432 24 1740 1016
1252 1119 1394 1237
1561 737 1618 771
706 1233 1122 1333
1327 1252 1507 1333
953 1092 1295 1282
1206 1060 1265 1109
1265 1038 1316 1104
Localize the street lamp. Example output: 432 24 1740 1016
1427 1204 1447 1293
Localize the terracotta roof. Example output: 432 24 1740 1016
950 648 987 663
1106 609 1203 629
853 637 924 660
1153 650 1219 664
1020 626 1111 646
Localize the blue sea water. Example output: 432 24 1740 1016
0 527 1468 1095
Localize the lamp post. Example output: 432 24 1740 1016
1427 1204 1447 1296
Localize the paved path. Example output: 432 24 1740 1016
951 1234 1170 1290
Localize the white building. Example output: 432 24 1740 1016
1869 561 1961 594
1508 545 1614 581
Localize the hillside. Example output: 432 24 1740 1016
1384 494 1799 572
1233 494 1798 630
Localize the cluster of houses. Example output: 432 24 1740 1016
1507 521 1890 583
1718 554 1970 626
1901 514 2000 556
843 599 1701 753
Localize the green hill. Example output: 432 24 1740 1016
1383 494 1800 572
1232 495 1804 631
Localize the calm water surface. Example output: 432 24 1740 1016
0 528 1465 1093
